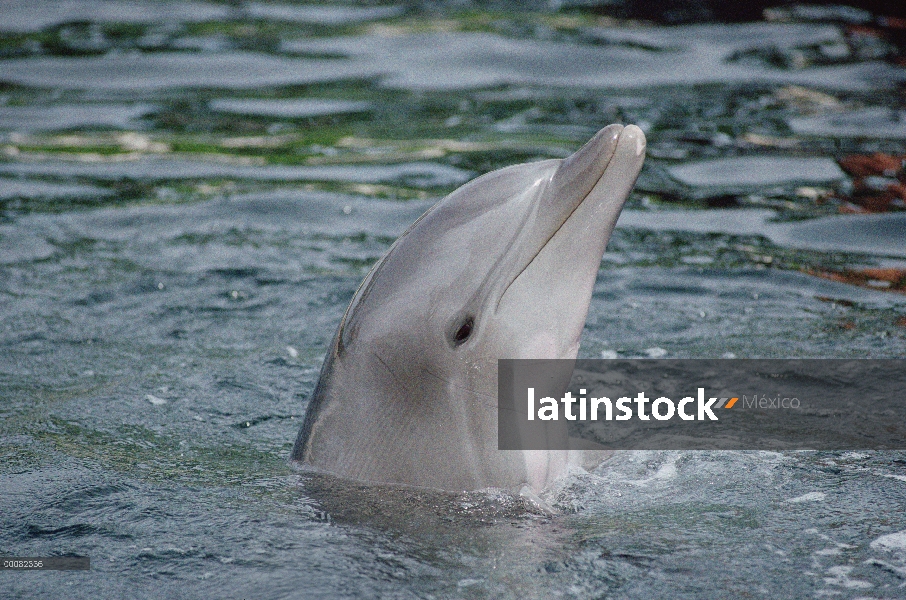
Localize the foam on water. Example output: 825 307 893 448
788 491 826 502
871 531 906 552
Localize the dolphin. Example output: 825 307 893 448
291 124 646 492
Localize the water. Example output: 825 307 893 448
1 2 905 598
789 108 906 140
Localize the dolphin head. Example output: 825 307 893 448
294 124 646 491
337 124 645 366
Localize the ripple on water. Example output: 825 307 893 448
616 209 906 258
0 158 471 187
0 104 156 132
0 0 231 32
208 98 373 119
241 4 404 25
0 52 372 91
283 27 905 92
0 178 111 200
788 107 906 140
666 156 845 198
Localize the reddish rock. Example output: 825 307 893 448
804 267 906 293
836 152 906 212
838 153 904 177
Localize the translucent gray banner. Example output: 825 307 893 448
498 359 906 450
0 556 90 570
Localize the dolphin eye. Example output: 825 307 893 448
453 317 474 346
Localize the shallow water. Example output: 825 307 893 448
1 2 906 598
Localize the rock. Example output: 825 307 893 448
836 152 906 211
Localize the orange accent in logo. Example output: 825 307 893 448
725 397 738 409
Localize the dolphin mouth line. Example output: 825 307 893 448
495 129 622 311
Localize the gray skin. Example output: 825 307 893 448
291 124 646 492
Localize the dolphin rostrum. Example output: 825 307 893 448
291 124 646 492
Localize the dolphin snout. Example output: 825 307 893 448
580 122 646 225
546 123 645 218
619 124 646 158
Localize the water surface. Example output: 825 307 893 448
1 2 905 598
